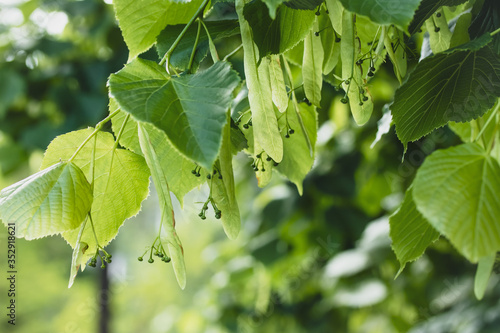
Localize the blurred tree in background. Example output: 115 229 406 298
1 1 500 333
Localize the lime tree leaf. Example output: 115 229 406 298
69 238 88 288
409 0 469 35
389 187 440 276
267 55 289 113
302 19 323 107
325 0 343 35
108 59 240 170
319 8 340 74
261 0 283 19
41 129 150 263
0 162 93 240
243 0 315 58
474 254 495 300
114 113 205 206
339 0 421 31
426 9 452 54
237 0 283 162
284 0 323 10
156 20 239 72
449 106 498 147
469 0 500 54
450 12 471 48
138 123 187 289
413 143 500 262
212 113 241 239
384 27 407 83
391 36 500 149
276 101 317 194
112 0 205 60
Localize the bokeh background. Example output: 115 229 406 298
1 0 500 332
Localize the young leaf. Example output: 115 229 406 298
389 186 440 276
113 0 205 60
449 12 471 48
41 129 150 264
391 35 500 149
69 238 88 288
474 254 495 300
384 27 407 83
426 10 452 54
243 0 315 58
276 101 317 195
0 161 93 240
413 143 500 262
113 111 205 207
237 0 283 163
339 0 421 32
268 55 289 113
211 112 241 239
302 19 324 107
108 59 241 170
156 20 239 72
138 123 187 289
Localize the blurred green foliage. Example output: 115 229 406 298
1 1 500 333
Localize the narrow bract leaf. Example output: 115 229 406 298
384 28 407 83
413 143 500 262
325 0 343 35
237 0 283 162
339 0 421 31
284 0 323 10
212 112 241 239
138 123 187 289
243 0 315 58
110 99 142 155
69 239 88 288
409 0 469 35
302 19 323 107
109 59 240 170
319 10 340 74
391 36 500 148
426 10 452 54
474 254 495 300
113 0 205 60
389 187 440 276
0 161 93 240
449 13 471 48
276 101 317 194
41 129 150 264
268 55 289 113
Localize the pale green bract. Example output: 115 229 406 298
0 161 93 240
113 0 204 60
41 129 150 265
389 186 440 276
302 19 323 107
108 59 241 170
474 254 495 300
413 143 500 262
268 55 289 113
138 123 187 289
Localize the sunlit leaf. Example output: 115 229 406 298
302 19 323 107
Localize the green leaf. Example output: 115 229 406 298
237 0 284 163
41 129 150 263
284 0 323 10
110 99 142 155
302 19 323 107
211 112 241 239
384 27 407 83
113 0 205 60
413 143 500 262
276 101 317 194
156 20 240 72
325 0 343 35
448 105 499 147
113 112 205 206
409 0 469 35
474 254 495 300
426 9 452 54
268 55 289 113
69 238 88 288
319 8 340 74
108 59 240 170
261 0 283 19
138 123 187 289
243 0 315 58
389 187 440 276
0 161 93 240
339 0 421 31
391 36 500 148
469 0 500 54
449 12 471 48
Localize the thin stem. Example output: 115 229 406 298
68 109 120 163
88 213 100 247
474 101 500 143
188 19 202 72
224 44 243 62
199 19 219 63
159 0 209 69
113 113 130 150
491 27 500 37
486 112 500 155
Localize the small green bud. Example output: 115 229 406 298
148 258 154 264
138 257 143 262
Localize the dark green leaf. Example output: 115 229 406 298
284 0 323 10
339 0 421 31
243 1 315 58
109 59 241 170
469 0 500 54
156 20 240 72
391 36 500 148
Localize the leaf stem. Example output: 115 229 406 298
188 19 202 72
474 101 500 143
159 0 209 69
491 28 500 37
113 113 130 150
223 44 243 62
68 109 120 163
199 19 219 63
